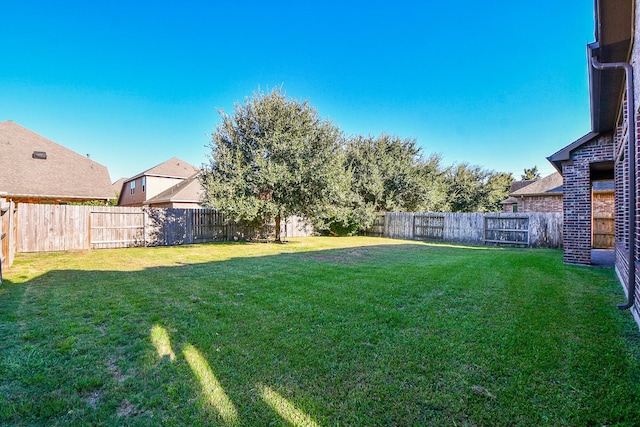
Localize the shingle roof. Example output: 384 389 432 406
0 121 113 200
128 157 199 181
510 180 535 193
500 197 517 205
143 173 203 205
510 172 563 197
111 177 127 196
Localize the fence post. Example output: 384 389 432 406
9 201 15 266
143 209 148 247
87 210 92 250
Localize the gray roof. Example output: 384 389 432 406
510 180 535 193
508 172 613 196
511 172 563 197
0 121 113 201
127 157 199 181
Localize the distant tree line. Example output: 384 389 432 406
201 89 515 240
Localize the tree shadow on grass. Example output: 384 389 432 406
0 242 637 426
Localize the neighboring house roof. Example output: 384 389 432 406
510 180 535 193
128 157 199 181
0 121 113 201
500 197 517 206
511 172 563 197
112 177 126 196
501 180 535 205
144 173 204 206
117 157 200 205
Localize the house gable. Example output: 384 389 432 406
0 121 113 203
144 173 204 208
118 158 199 207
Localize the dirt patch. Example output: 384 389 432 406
304 246 389 264
117 399 153 418
87 390 102 409
107 356 132 384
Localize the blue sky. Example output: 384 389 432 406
1 1 594 182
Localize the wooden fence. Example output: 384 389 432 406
593 214 614 249
15 204 313 253
0 199 16 281
366 212 563 248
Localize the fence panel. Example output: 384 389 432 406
528 212 563 248
368 215 385 237
366 212 563 248
282 216 313 238
593 215 614 249
18 204 90 252
443 213 485 245
0 199 13 279
13 204 314 254
192 209 227 242
413 214 444 240
90 208 145 249
484 215 529 246
385 212 415 239
0 203 4 280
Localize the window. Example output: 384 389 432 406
141 177 146 193
513 205 518 213
130 181 136 195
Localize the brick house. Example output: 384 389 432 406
502 172 614 248
0 121 114 204
117 158 203 208
501 173 563 213
548 0 640 320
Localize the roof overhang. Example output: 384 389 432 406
589 0 634 133
3 193 113 201
546 132 600 173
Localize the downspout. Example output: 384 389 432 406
591 57 636 310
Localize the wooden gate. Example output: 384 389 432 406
593 215 614 249
484 215 529 246
89 210 146 249
413 214 444 240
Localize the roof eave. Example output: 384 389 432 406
513 192 563 198
5 193 113 200
546 132 600 173
589 0 634 133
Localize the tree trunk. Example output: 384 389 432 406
274 213 282 243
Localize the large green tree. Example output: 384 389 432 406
324 134 448 235
345 134 448 212
445 164 514 212
201 89 349 242
521 166 541 181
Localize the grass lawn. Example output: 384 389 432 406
1 236 640 426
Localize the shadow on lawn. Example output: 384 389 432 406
1 242 631 426
1 243 449 425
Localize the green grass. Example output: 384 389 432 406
1 236 639 426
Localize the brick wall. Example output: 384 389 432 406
614 101 640 320
516 195 563 213
562 134 614 264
